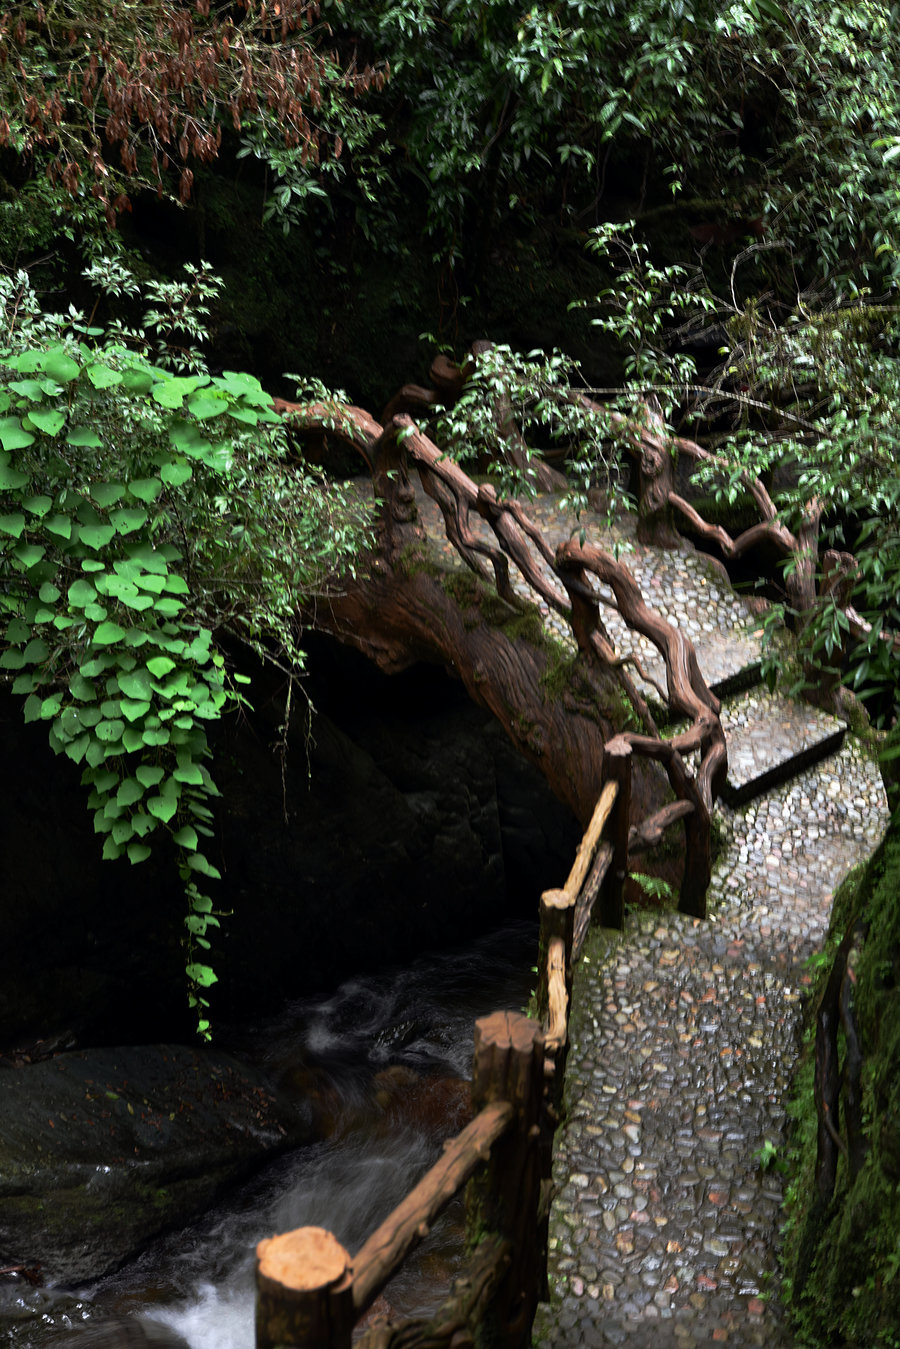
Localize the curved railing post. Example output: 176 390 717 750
680 794 711 919
600 738 632 929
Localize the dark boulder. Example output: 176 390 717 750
0 1044 313 1286
48 1319 189 1347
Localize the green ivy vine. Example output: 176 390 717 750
0 264 371 1036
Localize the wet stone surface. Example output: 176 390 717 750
519 510 890 1347
721 692 845 805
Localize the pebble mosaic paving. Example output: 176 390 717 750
720 692 846 806
533 737 887 1348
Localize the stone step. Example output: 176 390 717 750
706 649 763 702
720 689 846 806
650 636 762 723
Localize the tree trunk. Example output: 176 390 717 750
315 557 612 826
288 398 721 902
632 399 681 547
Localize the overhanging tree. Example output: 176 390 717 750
0 0 384 239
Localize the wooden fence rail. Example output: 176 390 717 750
535 753 632 1103
257 404 726 1347
255 752 639 1349
256 1012 545 1349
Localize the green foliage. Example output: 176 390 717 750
432 341 630 511
754 1138 782 1172
433 217 900 729
328 0 761 249
312 0 900 292
326 0 618 248
0 262 371 1034
880 725 900 813
582 224 900 726
578 224 717 404
707 296 900 724
628 871 675 906
3 0 900 298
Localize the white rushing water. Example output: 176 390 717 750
141 1128 438 1349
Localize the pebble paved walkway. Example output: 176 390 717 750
410 484 890 1346
533 735 887 1348
502 499 889 1348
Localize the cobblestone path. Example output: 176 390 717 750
412 485 890 1345
533 738 887 1349
512 500 890 1348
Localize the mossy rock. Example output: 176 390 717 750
0 1044 313 1284
783 807 900 1347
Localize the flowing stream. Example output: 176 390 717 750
6 922 536 1348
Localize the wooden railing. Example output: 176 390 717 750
368 421 725 920
280 403 724 919
535 759 630 1106
250 430 716 1345
254 765 633 1349
256 1010 546 1349
259 391 729 1345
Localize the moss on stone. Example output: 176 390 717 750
442 568 483 609
538 645 580 703
441 568 552 651
782 808 900 1347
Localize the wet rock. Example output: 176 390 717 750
49 1319 189 1347
355 1293 396 1336
0 1045 313 1285
372 1067 471 1139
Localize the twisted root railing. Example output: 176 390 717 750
275 395 727 908
372 413 726 916
256 396 729 1346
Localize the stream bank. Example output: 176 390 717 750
0 923 536 1348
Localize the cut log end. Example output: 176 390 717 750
541 887 573 912
476 1009 543 1055
257 1226 350 1292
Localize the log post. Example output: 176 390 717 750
679 798 710 919
466 1012 545 1349
256 1226 354 1349
634 402 681 547
537 888 574 1024
370 420 422 561
350 1100 514 1320
600 740 631 929
539 889 574 1114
